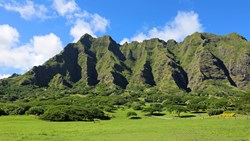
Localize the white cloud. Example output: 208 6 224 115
70 12 109 42
120 38 129 45
0 24 63 70
0 74 11 79
70 19 95 42
91 14 109 33
0 0 48 20
121 11 203 43
31 33 63 66
51 0 109 42
52 0 79 16
131 33 148 43
0 24 19 49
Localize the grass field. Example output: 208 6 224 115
0 109 249 141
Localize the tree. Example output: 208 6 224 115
207 109 224 116
131 102 144 110
40 105 108 121
237 93 250 116
2 104 25 115
143 103 163 115
244 105 250 120
167 105 189 117
187 97 207 112
26 106 45 116
187 103 206 112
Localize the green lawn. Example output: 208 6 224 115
0 109 249 141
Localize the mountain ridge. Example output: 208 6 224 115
1 32 250 95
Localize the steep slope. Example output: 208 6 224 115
120 39 189 91
1 32 250 94
178 32 250 90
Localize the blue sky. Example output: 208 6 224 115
0 0 249 78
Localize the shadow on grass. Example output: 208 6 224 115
176 115 196 118
191 111 206 114
129 117 141 120
144 113 165 116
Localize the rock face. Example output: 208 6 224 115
1 32 250 92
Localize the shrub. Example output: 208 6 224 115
40 105 108 121
132 103 143 110
207 109 224 116
41 109 68 121
187 103 206 112
127 111 140 119
167 105 189 117
103 106 115 112
113 97 127 105
40 106 87 121
0 108 7 116
2 104 25 115
143 103 163 114
127 111 137 117
89 108 108 120
26 106 45 116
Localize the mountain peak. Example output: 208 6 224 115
79 33 94 41
225 32 248 41
1 32 250 93
98 35 116 43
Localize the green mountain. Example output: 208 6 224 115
1 32 250 95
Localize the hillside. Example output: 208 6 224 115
1 32 250 96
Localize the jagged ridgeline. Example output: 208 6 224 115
1 32 250 93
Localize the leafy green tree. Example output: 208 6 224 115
167 105 189 117
2 104 25 115
213 99 228 110
187 103 206 112
236 94 250 116
26 106 45 116
207 109 224 116
131 102 144 110
41 108 68 121
187 97 207 112
143 103 163 115
206 98 228 110
40 105 108 121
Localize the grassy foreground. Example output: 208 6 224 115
0 109 249 141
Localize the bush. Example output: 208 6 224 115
89 108 109 120
167 105 189 117
2 104 25 115
207 109 224 116
113 97 128 105
187 103 206 112
0 108 7 116
26 106 45 116
40 105 108 121
41 109 68 121
127 111 140 119
132 103 143 110
143 103 163 114
127 111 137 117
103 106 115 112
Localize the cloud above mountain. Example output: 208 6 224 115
0 0 109 42
0 24 63 71
0 0 109 76
52 0 109 42
120 11 203 44
0 0 49 20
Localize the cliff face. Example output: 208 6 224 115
1 32 250 92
